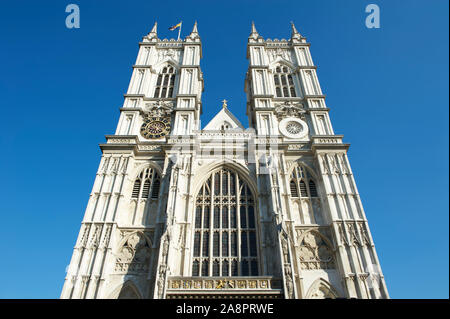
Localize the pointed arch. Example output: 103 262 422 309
290 180 299 198
268 58 296 72
132 162 163 180
220 121 232 130
191 165 259 277
116 230 153 252
114 231 153 274
288 161 319 181
298 230 335 270
153 61 178 98
271 62 297 98
109 280 143 299
288 162 320 199
130 165 162 200
153 58 180 72
191 160 257 199
297 229 334 250
305 278 339 299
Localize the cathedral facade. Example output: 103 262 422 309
60 22 389 299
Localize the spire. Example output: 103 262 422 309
151 21 157 34
192 20 198 34
186 21 200 41
290 21 302 40
146 21 158 40
251 21 257 34
249 21 260 40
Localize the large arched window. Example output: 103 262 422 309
274 66 297 98
289 165 318 199
192 168 259 277
131 167 161 200
154 66 176 98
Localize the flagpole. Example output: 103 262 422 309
177 21 182 41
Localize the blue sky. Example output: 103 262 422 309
0 0 448 299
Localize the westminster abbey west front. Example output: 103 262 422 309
60 22 389 299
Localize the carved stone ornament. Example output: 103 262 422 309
145 100 174 117
306 278 339 299
297 231 335 270
274 101 306 120
79 224 91 247
167 278 274 291
266 48 291 62
284 265 294 298
157 49 181 63
280 232 295 299
140 101 174 140
115 232 151 273
157 264 167 298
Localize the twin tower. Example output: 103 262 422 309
61 22 389 299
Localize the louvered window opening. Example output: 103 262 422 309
131 167 161 200
289 165 319 199
192 168 259 277
154 66 176 98
274 66 297 98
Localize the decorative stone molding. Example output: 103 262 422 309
166 277 281 291
197 132 253 139
144 100 175 117
296 228 335 270
138 145 162 151
305 278 339 299
106 136 137 145
336 221 373 247
101 224 112 248
109 138 135 144
78 224 91 248
274 101 306 120
358 222 372 246
287 143 308 151
115 231 153 274
265 40 291 47
280 231 295 299
156 48 182 63
311 136 343 145
255 138 283 144
266 48 292 62
89 225 102 248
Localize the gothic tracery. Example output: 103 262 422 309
297 230 335 270
115 232 152 273
192 168 259 277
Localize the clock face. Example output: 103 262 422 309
140 116 171 139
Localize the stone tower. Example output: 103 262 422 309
61 22 388 299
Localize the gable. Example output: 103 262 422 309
203 107 244 130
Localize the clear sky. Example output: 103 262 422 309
0 0 448 299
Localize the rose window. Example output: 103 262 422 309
286 121 303 134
